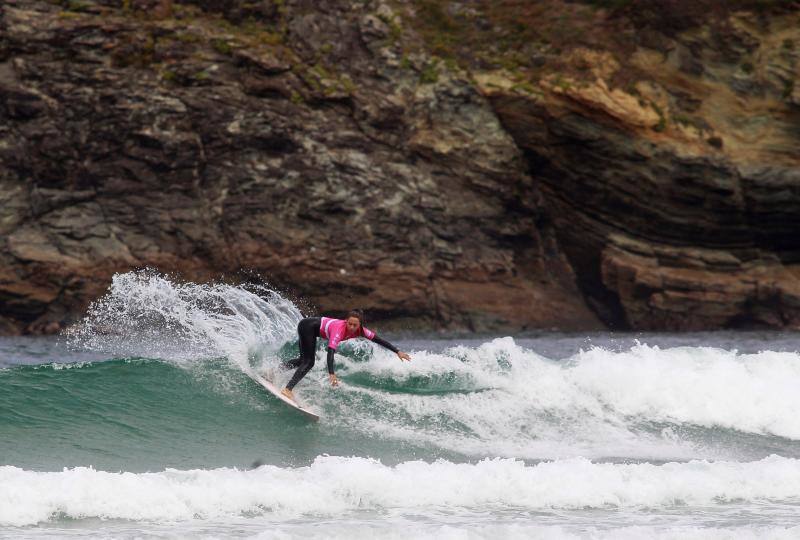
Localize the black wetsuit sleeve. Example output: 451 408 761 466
326 347 336 374
372 335 399 354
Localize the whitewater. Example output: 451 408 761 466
2 271 800 538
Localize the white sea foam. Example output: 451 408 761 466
5 523 800 540
569 344 800 438
252 525 800 540
3 455 800 527
318 337 800 460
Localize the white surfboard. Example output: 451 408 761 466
248 370 320 421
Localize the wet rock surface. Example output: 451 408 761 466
1 0 798 333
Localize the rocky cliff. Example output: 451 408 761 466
0 0 798 334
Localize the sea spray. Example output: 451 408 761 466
65 271 302 370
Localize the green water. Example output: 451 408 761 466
0 358 455 472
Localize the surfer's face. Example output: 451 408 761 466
346 316 361 334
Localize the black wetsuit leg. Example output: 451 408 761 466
283 357 302 370
285 317 321 390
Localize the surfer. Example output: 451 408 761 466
280 310 411 401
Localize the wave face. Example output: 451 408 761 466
6 335 800 471
4 272 800 537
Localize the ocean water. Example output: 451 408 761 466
2 271 800 539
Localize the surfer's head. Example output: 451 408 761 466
346 309 365 333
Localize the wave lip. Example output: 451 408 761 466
3 455 800 527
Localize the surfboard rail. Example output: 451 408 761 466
248 370 320 421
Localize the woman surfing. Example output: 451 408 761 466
280 309 411 402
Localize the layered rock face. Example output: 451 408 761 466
468 3 800 330
0 0 599 334
1 0 798 334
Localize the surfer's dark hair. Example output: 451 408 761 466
346 309 365 326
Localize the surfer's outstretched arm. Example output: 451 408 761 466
371 335 412 361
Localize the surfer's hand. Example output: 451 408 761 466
397 351 411 362
329 373 339 387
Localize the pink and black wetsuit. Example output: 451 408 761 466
284 317 400 390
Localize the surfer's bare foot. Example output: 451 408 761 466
281 388 295 401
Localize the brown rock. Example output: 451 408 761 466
0 0 601 334
3 0 798 335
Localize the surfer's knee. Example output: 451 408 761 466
297 355 315 370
